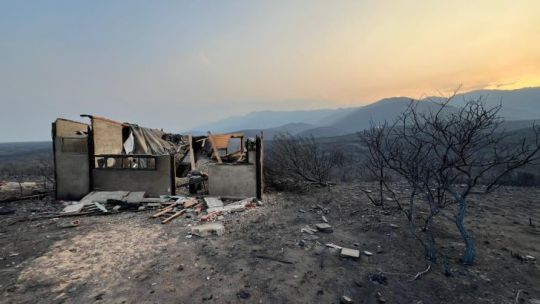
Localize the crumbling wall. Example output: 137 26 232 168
53 119 90 200
92 155 174 197
207 164 257 198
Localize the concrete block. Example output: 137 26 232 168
340 248 360 259
204 197 224 209
191 222 225 237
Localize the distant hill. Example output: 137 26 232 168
0 141 52 163
193 87 540 139
296 126 349 138
193 108 358 133
328 97 459 133
236 122 316 139
450 87 540 120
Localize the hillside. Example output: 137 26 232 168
193 108 357 133
454 87 540 120
195 87 540 139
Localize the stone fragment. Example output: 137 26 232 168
341 295 354 304
363 250 374 256
315 223 333 233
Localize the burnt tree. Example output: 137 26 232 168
266 134 344 189
360 96 540 265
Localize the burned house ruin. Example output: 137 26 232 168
52 115 263 201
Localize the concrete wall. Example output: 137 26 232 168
207 163 257 198
92 155 173 197
54 119 90 200
92 117 123 154
55 119 88 137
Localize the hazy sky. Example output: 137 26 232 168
1 0 540 142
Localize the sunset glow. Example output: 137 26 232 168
1 0 540 140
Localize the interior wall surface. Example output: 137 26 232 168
207 164 257 198
92 117 123 155
91 155 174 197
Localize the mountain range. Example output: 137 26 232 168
194 87 540 138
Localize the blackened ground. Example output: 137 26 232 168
0 183 539 304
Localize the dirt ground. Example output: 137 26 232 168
0 183 539 304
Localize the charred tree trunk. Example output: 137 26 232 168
455 197 476 265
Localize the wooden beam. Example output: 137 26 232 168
161 209 186 224
151 203 178 218
207 132 223 163
188 134 196 170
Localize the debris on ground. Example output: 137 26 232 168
301 226 317 234
191 222 225 237
326 243 343 250
341 295 354 304
204 197 224 213
57 219 81 228
376 291 387 303
62 203 84 214
340 248 360 259
363 250 374 256
315 223 333 233
58 190 261 228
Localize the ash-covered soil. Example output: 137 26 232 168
1 183 539 304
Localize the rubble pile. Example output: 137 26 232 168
61 191 262 235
